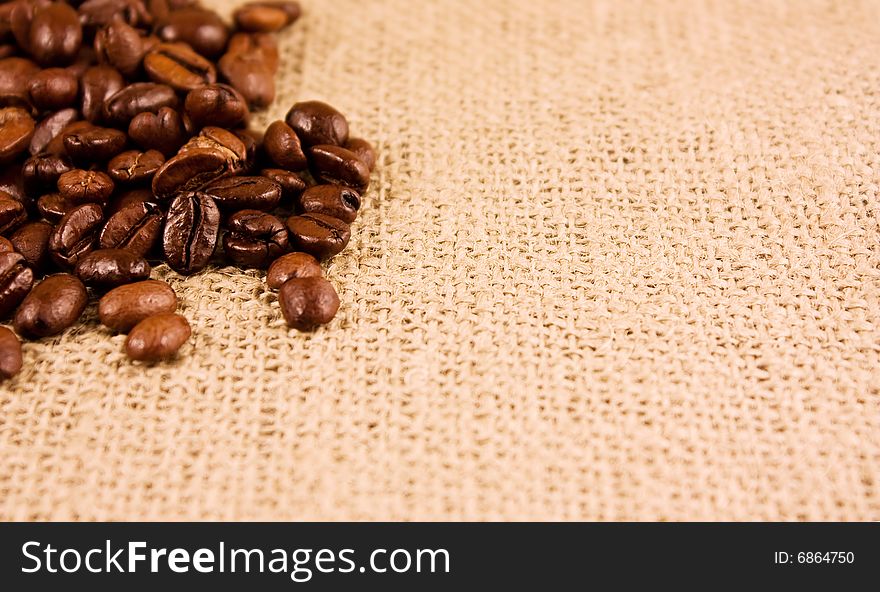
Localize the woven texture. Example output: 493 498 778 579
2 0 880 521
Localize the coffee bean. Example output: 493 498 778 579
9 220 52 271
266 251 321 290
0 196 27 235
0 236 13 253
0 251 34 318
285 213 350 260
27 3 82 66
183 83 249 129
345 137 376 171
79 65 124 123
151 127 245 199
74 247 150 288
0 325 22 380
103 82 179 127
124 311 190 361
263 120 306 171
27 67 78 111
14 272 87 338
0 57 40 108
107 187 154 216
28 107 79 155
98 279 177 332
218 32 276 109
93 20 144 78
63 125 128 163
261 168 306 204
308 144 370 191
286 100 349 147
107 149 165 184
128 106 188 157
98 199 163 256
297 184 360 223
223 209 288 268
202 175 281 212
234 2 300 33
57 169 114 204
155 7 229 58
78 0 153 33
0 106 35 164
278 276 339 331
22 151 72 196
48 202 103 267
234 129 259 173
36 192 74 223
144 41 216 92
162 191 219 274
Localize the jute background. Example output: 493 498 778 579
2 0 880 521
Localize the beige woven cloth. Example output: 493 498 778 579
2 0 879 521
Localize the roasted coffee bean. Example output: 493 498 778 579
0 196 27 234
108 187 153 215
74 247 150 288
63 125 127 163
296 184 360 223
0 237 13 253
266 251 321 289
128 106 187 157
278 276 339 331
162 191 219 274
14 272 87 337
151 127 245 199
218 33 276 109
98 199 162 256
286 100 349 147
99 279 177 332
0 325 22 380
144 42 216 92
48 202 103 267
28 107 78 155
27 67 78 111
234 1 300 33
0 106 35 164
43 118 90 155
93 20 143 77
222 209 288 268
107 149 165 184
65 45 98 79
57 168 114 204
285 213 350 260
345 137 376 171
102 82 178 127
36 192 75 223
260 168 307 203
77 0 152 33
202 175 281 212
0 57 40 107
124 311 190 361
183 83 248 130
0 251 34 318
27 2 82 66
79 65 123 123
155 7 228 58
0 165 27 208
309 144 370 191
22 151 72 196
234 128 259 173
263 120 306 171
9 220 52 271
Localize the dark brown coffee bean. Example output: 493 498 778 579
218 32 275 109
93 20 144 77
309 144 370 191
108 187 154 215
77 0 152 33
0 196 27 235
162 191 219 274
266 251 320 290
144 41 216 92
63 125 127 163
222 209 288 268
151 127 245 199
345 137 376 171
102 82 178 127
260 168 306 204
285 213 350 260
74 247 150 288
98 199 162 256
27 67 78 111
9 220 52 271
99 278 177 332
28 107 78 155
22 151 72 196
234 128 259 173
0 56 40 109
124 311 190 360
79 65 123 123
128 106 187 157
202 175 281 212
57 168 114 204
286 100 349 147
8 2 40 56
0 325 22 380
278 276 339 331
0 251 34 318
42 118 89 155
297 184 360 223
0 237 13 253
14 272 87 337
0 106 35 164
233 2 300 33
263 119 306 171
107 149 164 184
183 83 248 130
36 192 75 223
48 201 103 267
27 2 82 66
155 7 228 58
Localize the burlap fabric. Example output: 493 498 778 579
1 0 879 521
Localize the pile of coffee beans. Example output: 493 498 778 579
0 0 376 380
